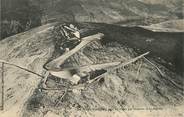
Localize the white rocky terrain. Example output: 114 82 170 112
0 0 183 117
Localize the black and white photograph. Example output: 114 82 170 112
0 0 184 117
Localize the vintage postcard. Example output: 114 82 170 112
0 0 183 117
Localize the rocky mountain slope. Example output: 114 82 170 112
36 0 183 24
0 23 55 117
0 0 183 117
0 22 183 117
23 23 184 117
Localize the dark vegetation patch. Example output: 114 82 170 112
1 0 43 39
